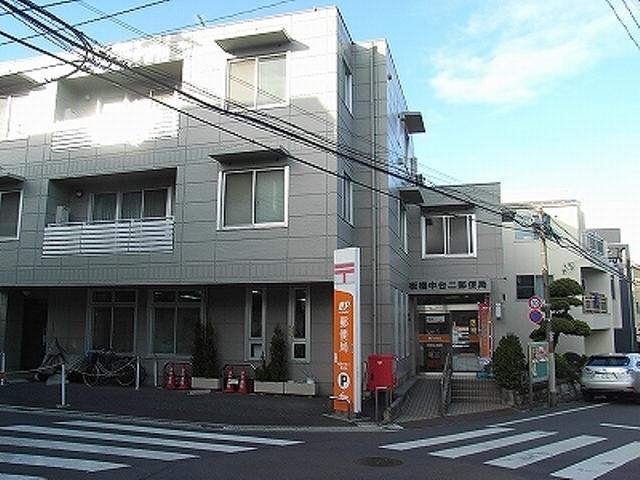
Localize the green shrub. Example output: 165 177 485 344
493 334 526 390
555 353 581 381
268 324 288 382
563 352 588 372
191 322 217 377
255 325 289 382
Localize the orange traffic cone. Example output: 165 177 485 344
165 363 176 390
238 369 248 394
224 368 235 393
178 364 190 390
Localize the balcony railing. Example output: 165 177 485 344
51 96 179 151
43 217 174 257
583 292 608 314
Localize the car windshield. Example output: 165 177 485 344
586 356 630 367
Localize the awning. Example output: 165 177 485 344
0 167 25 182
398 186 425 205
209 146 289 164
399 111 426 134
215 29 291 53
0 73 38 96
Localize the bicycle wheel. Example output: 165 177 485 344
83 364 100 387
114 359 135 387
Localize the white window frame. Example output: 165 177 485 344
288 286 311 363
421 214 477 258
86 289 137 354
393 289 410 359
398 200 408 253
342 59 353 113
246 288 266 361
226 53 288 110
217 166 289 230
0 189 23 241
340 173 354 225
149 289 204 356
89 187 172 222
0 95 12 140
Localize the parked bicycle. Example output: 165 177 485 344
82 350 144 387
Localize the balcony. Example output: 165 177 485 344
583 292 608 314
43 217 174 257
51 97 179 151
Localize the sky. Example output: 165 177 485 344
2 0 639 260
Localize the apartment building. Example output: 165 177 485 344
0 7 425 394
501 200 620 356
405 183 504 372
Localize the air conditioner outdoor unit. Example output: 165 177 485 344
55 205 70 224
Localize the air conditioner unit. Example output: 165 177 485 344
55 205 70 224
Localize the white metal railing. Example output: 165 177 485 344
43 217 174 257
51 96 179 151
583 292 608 314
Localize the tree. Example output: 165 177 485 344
268 324 288 382
530 278 591 349
493 334 526 390
191 322 217 377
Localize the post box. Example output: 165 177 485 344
367 354 395 391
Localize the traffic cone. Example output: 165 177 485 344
178 364 190 390
224 368 235 393
165 363 176 390
238 369 248 394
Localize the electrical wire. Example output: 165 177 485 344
1 0 630 280
604 0 640 51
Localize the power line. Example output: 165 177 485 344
604 0 640 51
621 0 640 30
2 0 628 279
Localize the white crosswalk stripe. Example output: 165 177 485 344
380 427 640 479
0 425 254 453
0 435 196 461
380 427 513 451
0 452 126 472
430 430 557 459
0 475 46 480
485 435 606 469
58 420 302 446
0 420 302 478
551 441 640 480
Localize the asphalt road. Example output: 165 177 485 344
0 400 638 479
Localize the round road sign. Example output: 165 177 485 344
528 296 544 309
529 308 545 325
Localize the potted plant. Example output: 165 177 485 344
191 322 220 390
254 325 288 394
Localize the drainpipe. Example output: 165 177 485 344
370 43 378 354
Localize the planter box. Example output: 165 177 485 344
254 381 285 395
284 381 316 396
191 377 221 391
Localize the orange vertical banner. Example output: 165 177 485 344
478 301 492 359
333 248 361 414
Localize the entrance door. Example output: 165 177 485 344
20 299 48 370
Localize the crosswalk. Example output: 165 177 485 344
0 419 303 478
380 427 640 479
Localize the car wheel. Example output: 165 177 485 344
582 390 594 402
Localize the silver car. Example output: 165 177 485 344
581 353 640 401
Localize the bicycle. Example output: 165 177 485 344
82 350 144 387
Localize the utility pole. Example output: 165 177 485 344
536 210 557 407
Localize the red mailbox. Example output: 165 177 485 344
367 354 396 391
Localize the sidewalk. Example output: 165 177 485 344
0 381 348 427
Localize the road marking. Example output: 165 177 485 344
59 420 302 446
0 475 47 480
0 435 197 461
380 427 513 451
430 431 556 459
0 452 127 472
600 423 640 431
0 425 254 453
486 435 606 469
490 404 608 428
551 441 640 480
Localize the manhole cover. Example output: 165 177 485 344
355 456 403 467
